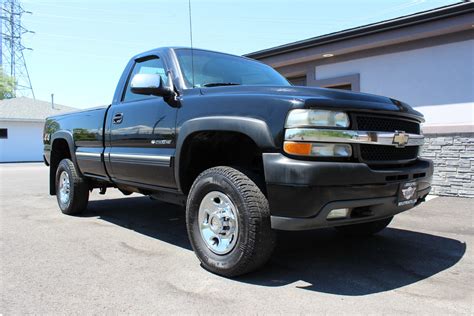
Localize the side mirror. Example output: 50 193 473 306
130 73 173 97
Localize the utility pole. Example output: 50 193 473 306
0 0 35 99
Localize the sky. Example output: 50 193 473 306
15 0 462 109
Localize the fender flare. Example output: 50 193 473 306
174 116 275 192
50 130 77 165
48 130 80 195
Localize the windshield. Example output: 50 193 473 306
175 49 290 88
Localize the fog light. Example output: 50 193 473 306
327 208 350 220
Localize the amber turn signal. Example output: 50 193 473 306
283 141 312 156
284 141 352 157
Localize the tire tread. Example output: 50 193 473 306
56 159 89 215
187 166 275 277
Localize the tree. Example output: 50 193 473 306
0 68 16 99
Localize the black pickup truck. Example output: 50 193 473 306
43 47 433 276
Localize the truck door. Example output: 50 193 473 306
106 55 177 188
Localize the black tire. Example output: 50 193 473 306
55 158 89 215
186 166 276 277
335 216 393 237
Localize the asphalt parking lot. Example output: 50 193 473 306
1 163 472 314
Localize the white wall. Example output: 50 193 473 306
315 40 474 127
0 121 44 162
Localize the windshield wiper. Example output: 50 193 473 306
202 82 241 87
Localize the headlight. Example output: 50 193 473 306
285 109 350 128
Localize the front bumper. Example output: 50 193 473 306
263 153 433 231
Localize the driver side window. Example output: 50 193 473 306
122 56 167 103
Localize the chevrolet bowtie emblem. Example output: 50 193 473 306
393 131 409 148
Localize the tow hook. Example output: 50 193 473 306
99 187 107 195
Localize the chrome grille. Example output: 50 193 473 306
355 115 421 164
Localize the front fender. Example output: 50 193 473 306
174 116 275 192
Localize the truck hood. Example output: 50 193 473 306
199 85 423 120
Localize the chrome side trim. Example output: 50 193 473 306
285 128 424 147
110 153 171 162
76 152 102 161
76 152 101 158
109 153 171 167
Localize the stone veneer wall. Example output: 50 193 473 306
420 132 474 197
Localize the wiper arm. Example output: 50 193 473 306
202 82 241 87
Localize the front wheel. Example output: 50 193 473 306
55 158 89 215
335 216 393 237
186 166 276 277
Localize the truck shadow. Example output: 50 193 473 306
84 196 466 296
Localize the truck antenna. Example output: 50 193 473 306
188 0 195 88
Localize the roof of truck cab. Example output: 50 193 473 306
131 47 258 63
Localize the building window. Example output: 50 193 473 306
312 73 360 92
0 128 7 139
326 83 352 91
288 75 306 86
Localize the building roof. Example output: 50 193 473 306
246 1 474 59
0 97 76 122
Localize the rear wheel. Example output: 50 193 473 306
55 158 89 215
335 216 393 237
186 166 275 277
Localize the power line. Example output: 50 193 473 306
38 32 149 46
22 0 177 17
1 0 35 98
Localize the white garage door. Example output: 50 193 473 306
0 121 45 162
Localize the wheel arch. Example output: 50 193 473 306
175 116 275 193
49 131 80 195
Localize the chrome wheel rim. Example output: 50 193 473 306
58 171 71 206
198 191 239 255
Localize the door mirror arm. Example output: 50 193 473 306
130 73 181 107
163 71 181 107
130 73 180 107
